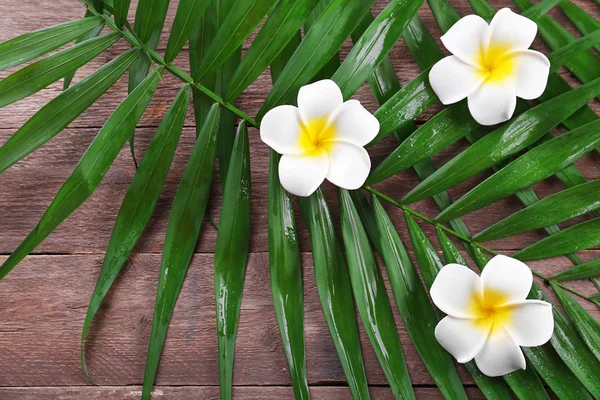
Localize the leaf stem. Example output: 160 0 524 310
79 0 258 128
364 185 597 304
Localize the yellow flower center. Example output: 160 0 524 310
469 287 514 332
298 117 336 155
476 43 515 83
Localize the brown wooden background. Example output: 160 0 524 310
0 0 598 398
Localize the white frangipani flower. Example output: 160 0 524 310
429 8 550 126
431 255 554 377
260 79 379 197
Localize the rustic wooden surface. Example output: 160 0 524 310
0 0 599 399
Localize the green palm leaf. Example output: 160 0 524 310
0 32 120 109
403 16 444 68
132 0 170 45
369 69 437 145
369 104 482 183
340 189 414 400
548 29 600 72
257 0 375 118
0 49 139 174
0 17 103 72
514 218 600 261
214 122 251 400
304 0 341 81
559 0 600 52
437 119 600 221
352 192 469 399
197 0 277 79
266 33 309 400
114 0 132 27
476 180 600 241
63 11 108 90
403 77 600 204
435 228 466 265
331 0 424 98
521 341 592 400
81 84 189 379
142 103 220 400
404 212 443 289
189 0 241 191
552 259 600 282
224 0 320 101
0 67 162 280
531 287 600 397
164 0 211 63
298 189 370 400
128 0 172 162
551 282 600 360
267 152 309 400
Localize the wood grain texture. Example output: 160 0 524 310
0 0 599 398
0 386 487 400
0 253 598 389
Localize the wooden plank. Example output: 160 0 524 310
0 386 486 400
0 0 599 396
0 253 597 387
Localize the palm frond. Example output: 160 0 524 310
0 66 162 280
142 103 220 400
402 78 600 204
0 32 120 108
214 122 252 400
476 180 600 241
0 17 103 72
258 0 375 118
438 119 600 221
81 83 189 379
340 189 414 400
559 0 600 53
552 259 600 282
0 49 139 174
298 190 370 399
225 0 319 101
164 0 211 64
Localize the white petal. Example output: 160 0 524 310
510 50 550 100
429 56 485 105
475 323 526 377
327 100 379 146
503 300 554 347
261 105 304 154
279 151 328 197
430 264 482 318
467 81 516 125
481 255 532 304
297 79 343 125
435 316 491 363
488 8 538 52
324 141 371 190
441 14 489 67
